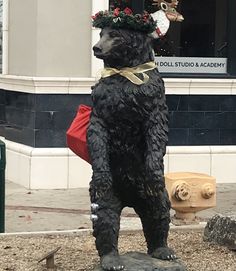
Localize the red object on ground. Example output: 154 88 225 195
66 104 92 163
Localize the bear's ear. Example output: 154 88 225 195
145 35 155 50
132 32 153 54
128 31 142 49
119 29 133 46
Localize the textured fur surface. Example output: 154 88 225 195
87 27 175 271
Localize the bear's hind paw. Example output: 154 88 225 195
101 252 125 271
151 247 177 261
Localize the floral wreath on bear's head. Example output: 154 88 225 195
92 7 157 34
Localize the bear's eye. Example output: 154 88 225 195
109 31 119 38
99 29 105 38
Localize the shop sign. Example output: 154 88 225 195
155 57 227 74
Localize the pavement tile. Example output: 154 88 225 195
4 181 236 233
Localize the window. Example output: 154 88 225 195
153 0 229 75
155 0 227 58
109 0 236 77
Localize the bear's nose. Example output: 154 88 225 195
93 45 103 58
93 45 102 54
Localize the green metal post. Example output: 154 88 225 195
0 140 6 233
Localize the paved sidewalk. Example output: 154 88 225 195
4 181 236 233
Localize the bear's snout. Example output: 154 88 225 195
93 29 119 59
93 45 103 58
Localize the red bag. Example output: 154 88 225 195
66 104 92 163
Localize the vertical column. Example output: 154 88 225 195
6 0 92 77
0 0 97 190
91 0 109 77
2 0 9 75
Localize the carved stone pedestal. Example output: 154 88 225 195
165 172 216 224
94 252 186 271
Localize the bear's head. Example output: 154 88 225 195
93 27 154 69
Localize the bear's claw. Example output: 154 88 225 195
101 252 125 271
151 247 178 261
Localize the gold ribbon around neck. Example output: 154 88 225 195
101 61 157 85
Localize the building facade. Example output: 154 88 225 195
0 0 236 189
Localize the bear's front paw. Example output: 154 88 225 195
101 252 125 271
151 247 177 261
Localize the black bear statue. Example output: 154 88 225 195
87 26 176 271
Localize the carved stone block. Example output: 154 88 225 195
165 172 216 223
203 214 236 250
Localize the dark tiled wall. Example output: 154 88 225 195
0 89 92 147
168 95 236 145
1 89 236 147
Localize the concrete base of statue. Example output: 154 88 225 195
94 252 186 271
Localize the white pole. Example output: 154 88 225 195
2 0 9 75
91 0 109 78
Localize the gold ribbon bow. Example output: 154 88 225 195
101 61 157 85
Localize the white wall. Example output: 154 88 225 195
8 0 92 77
2 137 236 190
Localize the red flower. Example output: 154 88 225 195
123 7 133 15
113 8 120 17
142 16 148 22
92 12 100 20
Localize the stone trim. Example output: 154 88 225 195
1 137 236 189
0 76 236 95
0 75 95 94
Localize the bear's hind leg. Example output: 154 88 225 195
87 113 125 270
135 188 177 261
141 110 177 260
90 174 124 270
92 199 124 270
